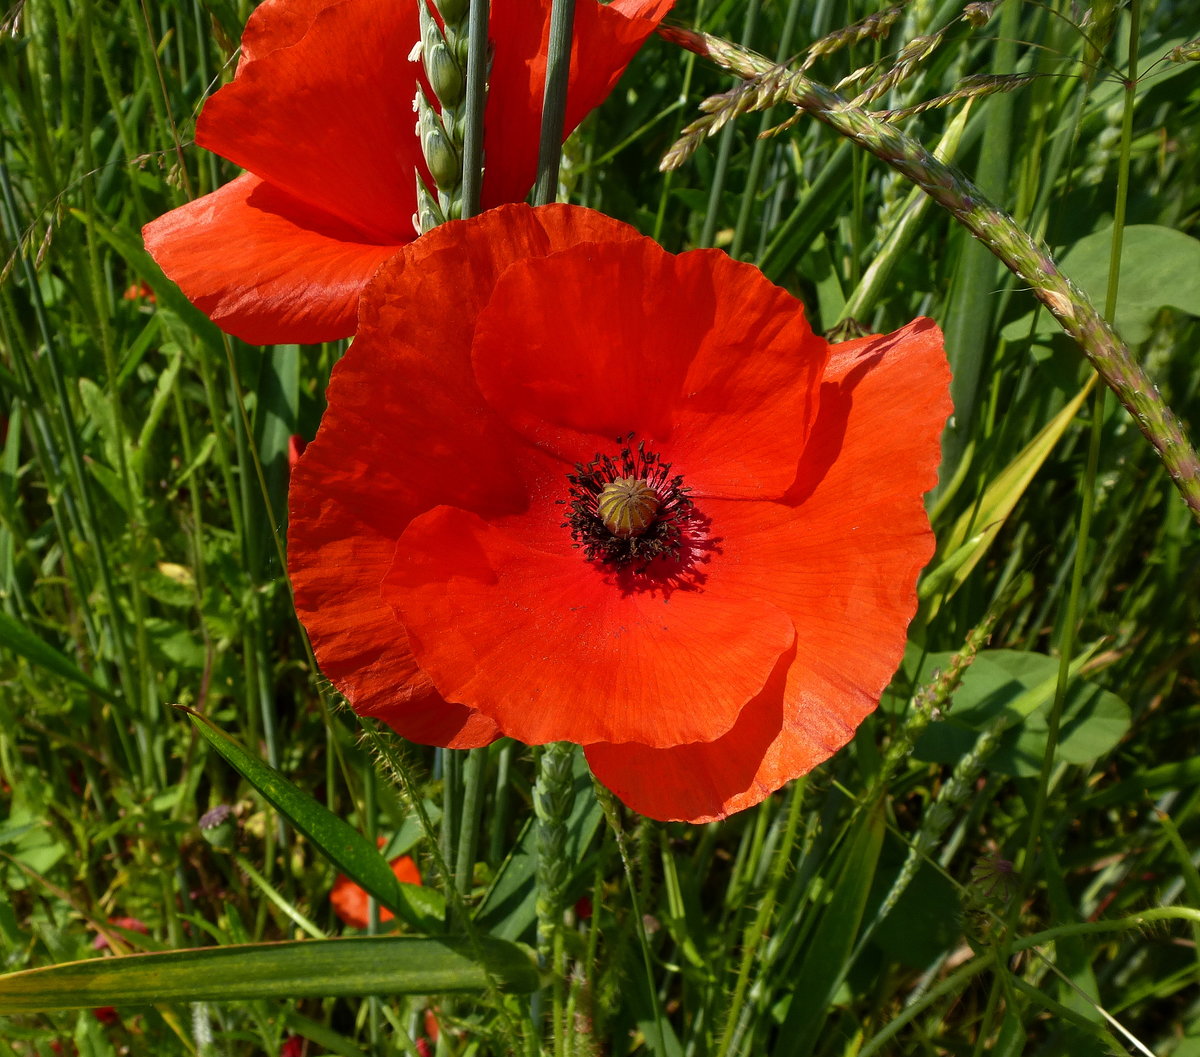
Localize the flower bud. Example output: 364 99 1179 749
199 804 236 850
414 174 446 235
418 1 465 110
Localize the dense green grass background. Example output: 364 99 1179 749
1 0 1199 1053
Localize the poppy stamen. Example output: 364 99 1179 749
562 434 694 565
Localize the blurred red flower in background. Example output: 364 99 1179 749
288 204 951 822
91 916 149 951
331 850 422 929
142 0 672 344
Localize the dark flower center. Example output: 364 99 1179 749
562 435 694 565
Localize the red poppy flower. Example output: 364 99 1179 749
288 204 951 822
142 0 673 345
330 850 422 929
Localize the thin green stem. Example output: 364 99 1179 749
455 746 486 893
533 0 577 206
460 0 489 217
715 779 805 1057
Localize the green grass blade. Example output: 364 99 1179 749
0 935 538 1013
0 609 118 704
921 379 1094 614
775 798 886 1055
185 709 445 932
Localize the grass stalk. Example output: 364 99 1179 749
659 25 1200 525
533 0 577 207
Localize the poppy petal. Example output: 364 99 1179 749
482 0 675 209
384 503 795 749
288 207 639 744
471 239 827 499
142 174 399 344
587 319 950 821
289 370 506 746
238 0 333 65
197 0 423 242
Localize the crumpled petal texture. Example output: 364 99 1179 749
142 0 673 344
288 204 952 822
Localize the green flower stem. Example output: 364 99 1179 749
460 0 490 218
700 0 761 249
989 10 1143 1043
658 26 1200 526
533 0 577 206
534 742 575 1051
455 745 486 893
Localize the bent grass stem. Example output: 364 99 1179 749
658 26 1200 526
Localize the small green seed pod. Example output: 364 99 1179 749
416 88 461 191
597 478 660 538
427 41 465 109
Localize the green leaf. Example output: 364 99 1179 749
909 650 1130 776
0 610 118 704
185 710 445 931
0 936 538 1013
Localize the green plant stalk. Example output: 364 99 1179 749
650 0 707 245
364 765 381 1049
460 0 490 217
988 8 1143 1041
533 742 575 1048
455 745 486 893
658 26 1200 525
234 854 326 941
594 780 667 1056
533 0 577 206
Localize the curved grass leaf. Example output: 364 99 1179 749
0 609 118 704
0 936 538 1014
184 708 444 932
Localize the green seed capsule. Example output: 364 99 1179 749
596 478 660 538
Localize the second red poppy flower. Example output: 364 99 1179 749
142 0 674 344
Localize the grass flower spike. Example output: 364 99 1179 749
141 0 672 344
288 204 951 822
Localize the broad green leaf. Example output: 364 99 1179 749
0 936 538 1013
908 650 1130 776
921 380 1092 614
0 610 118 704
185 710 444 932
